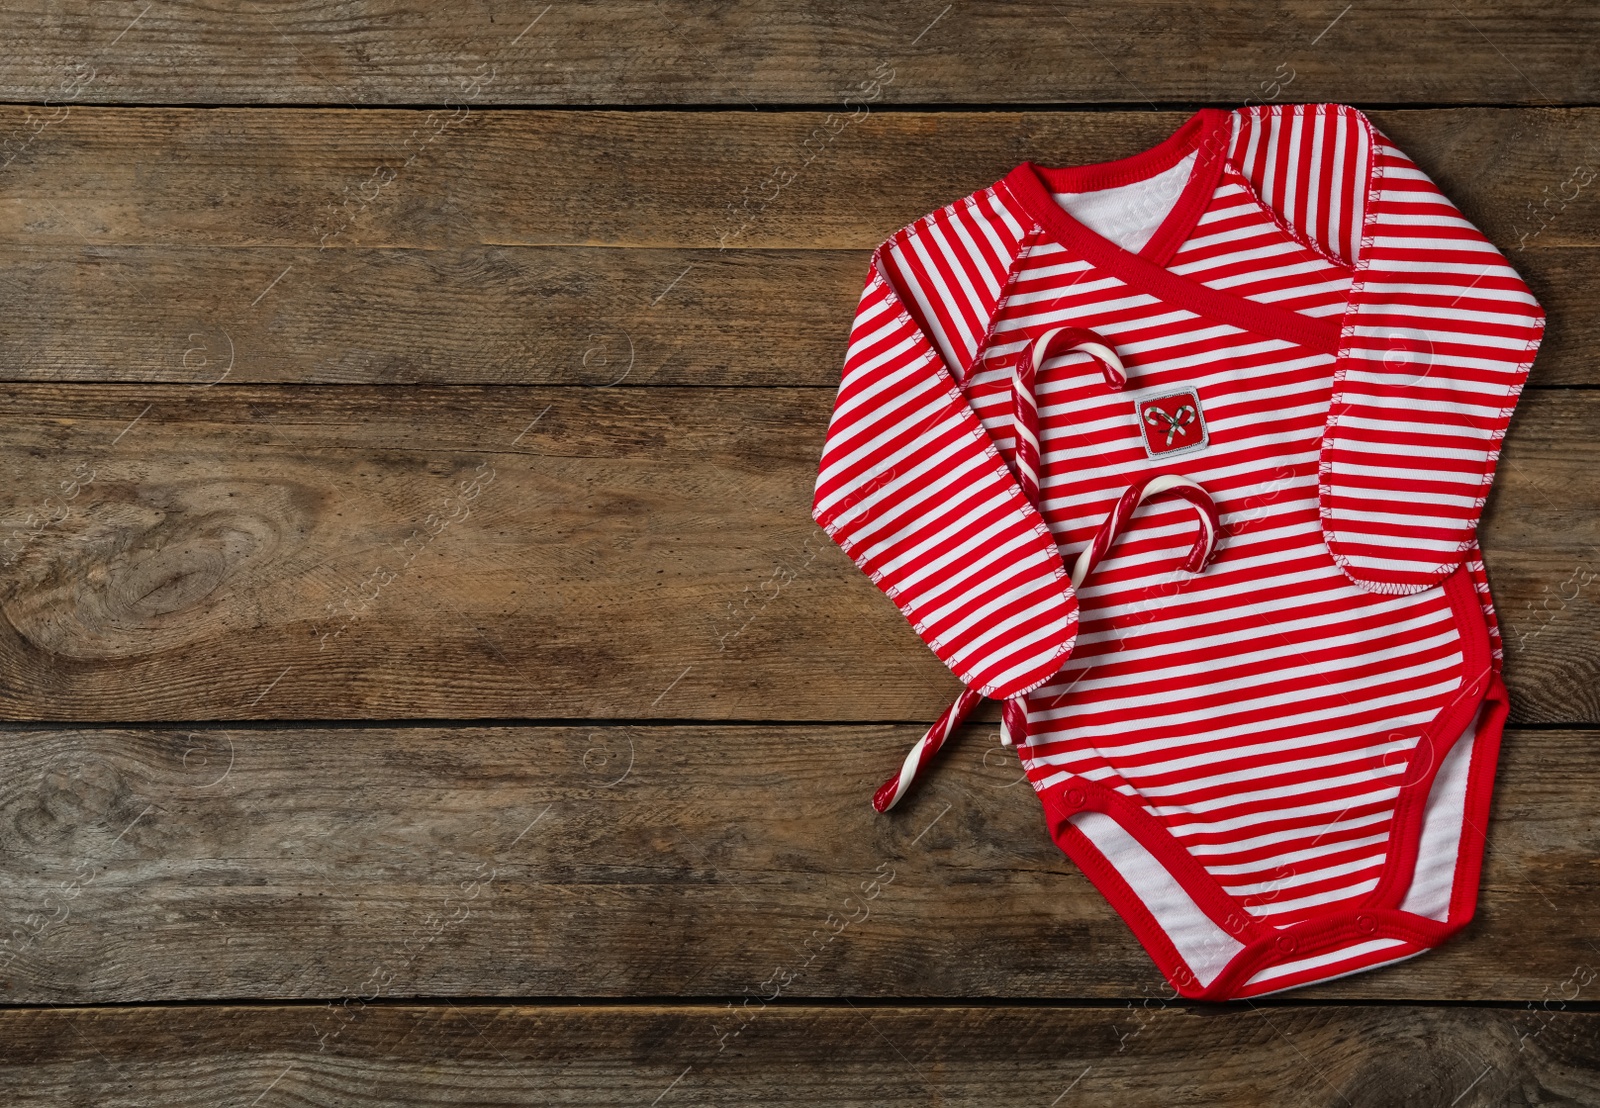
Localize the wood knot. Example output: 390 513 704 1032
2 481 310 659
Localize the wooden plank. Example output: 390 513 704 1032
0 242 1592 387
0 1 1595 106
0 245 862 387
0 385 1587 723
2 107 1594 384
3 108 1590 252
1 1002 1598 1106
0 385 1593 724
0 723 1594 1004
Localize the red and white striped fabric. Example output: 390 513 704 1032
812 191 1079 701
815 104 1542 1000
871 336 1221 814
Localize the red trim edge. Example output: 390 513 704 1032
1030 567 1506 1000
1000 109 1343 357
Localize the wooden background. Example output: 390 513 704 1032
1 3 1597 1104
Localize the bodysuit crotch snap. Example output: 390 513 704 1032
872 328 1224 812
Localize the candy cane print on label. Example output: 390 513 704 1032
1136 386 1209 459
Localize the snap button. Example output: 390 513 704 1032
1357 913 1378 934
1064 788 1086 809
1275 934 1299 955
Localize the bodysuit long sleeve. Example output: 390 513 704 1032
813 103 1543 1001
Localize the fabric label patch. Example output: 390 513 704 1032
1137 387 1208 458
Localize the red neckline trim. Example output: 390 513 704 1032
1140 138 1227 267
1023 106 1228 194
1000 109 1342 356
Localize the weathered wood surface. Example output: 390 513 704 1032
0 242 1592 387
3 107 1585 251
0 385 1593 724
0 1 1593 106
0 723 1593 1004
0 245 860 388
1 24 1598 1092
0 107 1593 384
1 1002 1598 1106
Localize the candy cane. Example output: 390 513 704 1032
1030 326 1128 392
872 334 1226 813
874 330 1109 812
1144 403 1197 446
872 686 985 813
1070 473 1221 589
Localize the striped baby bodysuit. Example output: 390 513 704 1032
812 104 1544 999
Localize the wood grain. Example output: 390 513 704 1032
0 722 1593 1004
2 107 1593 385
0 385 1592 724
0 10 1596 1094
3 108 1590 252
0 245 861 387
1 1002 1598 1106
0 1 1593 106
0 242 1593 387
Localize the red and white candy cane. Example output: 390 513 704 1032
1011 327 1129 564
872 329 1224 811
1004 472 1220 745
1033 326 1128 391
872 685 985 813
1069 473 1222 589
874 327 1129 813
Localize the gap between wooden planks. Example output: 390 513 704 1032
0 385 1592 723
0 109 1593 385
